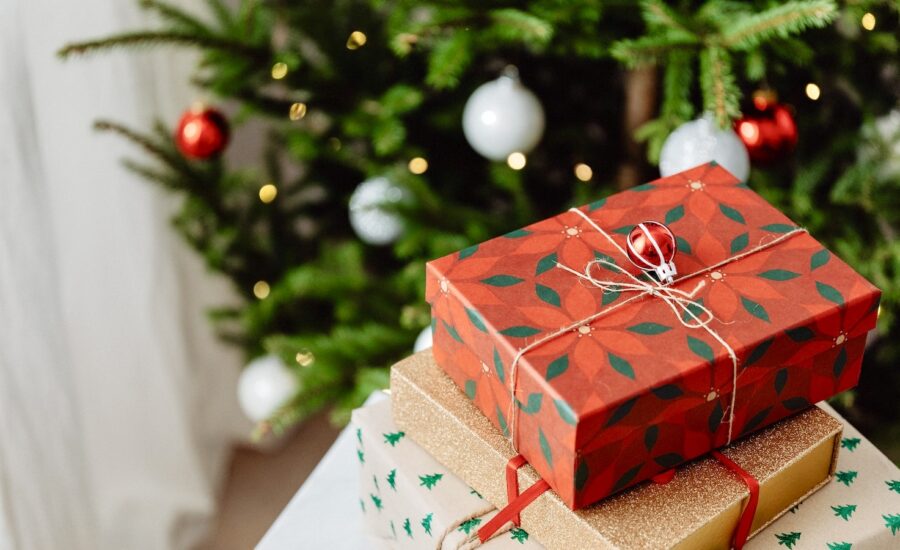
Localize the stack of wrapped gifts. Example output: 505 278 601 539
353 163 898 549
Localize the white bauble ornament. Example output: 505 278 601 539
462 67 545 161
859 108 900 181
659 115 750 181
413 325 433 352
349 176 408 245
238 355 299 422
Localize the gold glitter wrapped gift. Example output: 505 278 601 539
391 351 843 550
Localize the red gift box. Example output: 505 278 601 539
425 163 880 510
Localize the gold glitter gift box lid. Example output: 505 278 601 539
391 351 843 550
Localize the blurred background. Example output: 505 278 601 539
2 0 898 549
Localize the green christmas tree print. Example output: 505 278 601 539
884 513 900 535
421 513 433 536
841 437 861 451
887 479 900 494
827 543 852 550
383 431 406 447
832 504 857 521
359 498 365 513
387 469 397 490
835 470 858 486
390 520 396 540
458 517 483 535
373 474 379 493
403 517 413 538
357 449 365 464
510 527 529 543
370 494 383 511
470 488 483 499
356 428 362 445
419 473 444 490
776 531 801 548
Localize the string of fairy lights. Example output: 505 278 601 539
249 9 881 305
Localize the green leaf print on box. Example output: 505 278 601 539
884 513 900 535
421 513 433 536
826 543 852 550
419 473 443 490
832 504 856 521
403 517 413 538
458 517 482 535
370 494 382 511
887 479 900 494
387 469 397 490
841 437 861 451
510 527 529 543
776 531 801 548
357 449 365 464
835 470 857 487
383 431 405 447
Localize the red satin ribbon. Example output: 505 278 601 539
477 454 550 543
478 452 758 548
711 451 760 550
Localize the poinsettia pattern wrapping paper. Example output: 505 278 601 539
426 162 881 508
750 402 900 550
353 398 542 549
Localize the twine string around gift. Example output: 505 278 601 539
505 207 808 456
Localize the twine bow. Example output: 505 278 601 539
505 207 808 455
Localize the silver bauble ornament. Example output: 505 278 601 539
659 115 750 181
462 67 545 161
349 176 408 245
237 355 298 422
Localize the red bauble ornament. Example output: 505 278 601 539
626 221 677 284
175 106 229 159
735 91 798 164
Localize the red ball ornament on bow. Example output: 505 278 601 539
735 91 797 164
174 105 229 159
626 221 677 284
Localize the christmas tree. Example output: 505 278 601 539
59 0 900 457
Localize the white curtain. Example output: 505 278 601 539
0 2 247 549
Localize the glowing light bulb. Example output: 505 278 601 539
507 152 526 170
408 157 428 174
259 184 278 203
805 83 821 101
574 163 593 181
861 12 876 31
289 102 307 121
295 350 315 367
253 281 270 299
347 31 367 50
271 62 288 80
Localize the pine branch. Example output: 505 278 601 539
610 33 697 68
487 9 554 47
662 49 695 123
700 47 740 127
94 119 187 172
139 0 213 36
719 0 837 51
641 0 692 35
58 31 264 59
426 31 473 90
